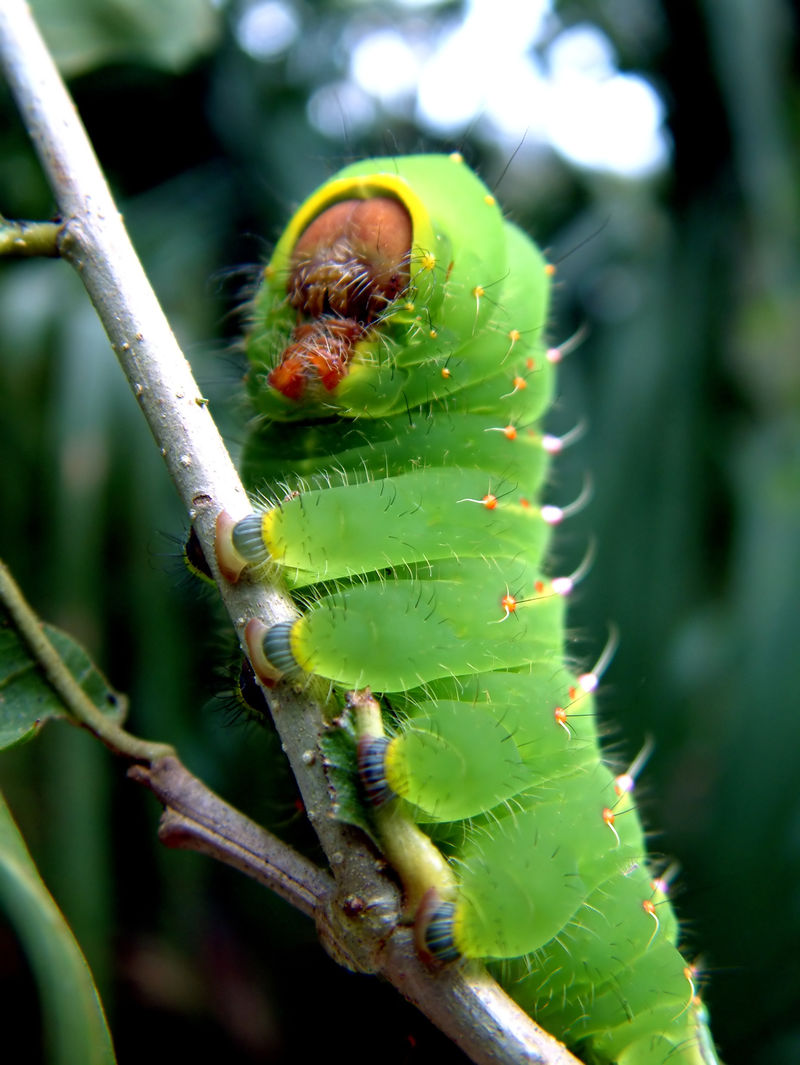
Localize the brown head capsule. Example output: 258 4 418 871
269 197 412 401
288 197 412 322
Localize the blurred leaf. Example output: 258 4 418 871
31 0 220 76
0 604 126 751
0 790 116 1065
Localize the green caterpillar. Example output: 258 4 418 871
215 153 720 1065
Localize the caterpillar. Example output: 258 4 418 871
214 153 721 1065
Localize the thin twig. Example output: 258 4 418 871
128 757 333 924
1 549 338 942
0 558 169 762
0 215 61 256
0 6 581 1064
0 0 352 882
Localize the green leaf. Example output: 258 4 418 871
0 613 126 751
31 0 220 77
0 791 116 1065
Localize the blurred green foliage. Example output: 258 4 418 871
0 791 115 1064
1 1 799 1062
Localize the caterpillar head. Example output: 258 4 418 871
244 154 548 422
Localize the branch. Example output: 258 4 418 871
0 558 165 761
0 5 581 1064
127 757 333 925
0 0 353 883
0 215 60 255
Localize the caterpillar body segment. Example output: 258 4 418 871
248 467 551 585
223 153 720 1065
261 561 565 691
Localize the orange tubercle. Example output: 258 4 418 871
500 593 518 617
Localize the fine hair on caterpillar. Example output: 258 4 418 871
212 153 721 1065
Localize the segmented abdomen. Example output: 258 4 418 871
227 154 719 1065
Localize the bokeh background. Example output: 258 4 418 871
1 1 799 1062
